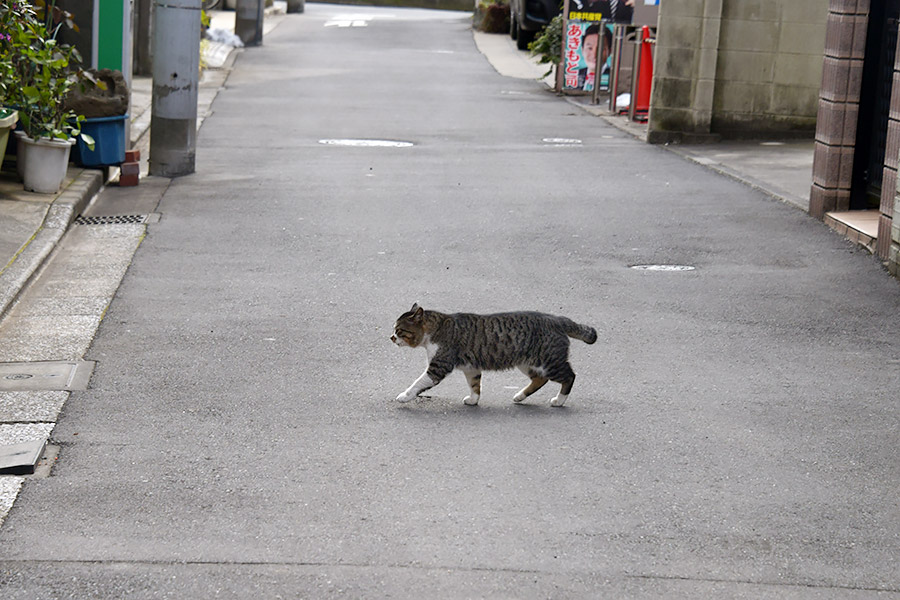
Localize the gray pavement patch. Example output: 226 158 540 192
0 361 95 392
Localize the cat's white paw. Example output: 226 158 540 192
463 394 479 406
396 392 415 403
550 394 568 407
512 391 527 403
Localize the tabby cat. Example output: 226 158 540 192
391 303 597 407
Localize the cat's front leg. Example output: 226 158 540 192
396 372 435 403
396 354 453 403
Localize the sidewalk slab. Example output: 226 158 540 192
0 169 103 321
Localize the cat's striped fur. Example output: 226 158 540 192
391 303 596 407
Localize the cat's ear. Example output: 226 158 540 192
410 303 424 322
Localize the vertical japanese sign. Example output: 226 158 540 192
561 0 609 92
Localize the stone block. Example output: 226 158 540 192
813 141 845 187
876 215 893 259
892 73 900 121
717 49 776 83
662 48 698 80
885 119 900 171
847 58 865 103
775 53 826 88
119 162 140 187
824 13 857 59
843 102 859 144
659 15 711 49
771 83 818 116
809 183 850 218
889 245 900 277
722 1 778 21
820 56 850 102
782 0 829 23
720 18 779 51
880 168 898 214
815 98 845 145
839 145 855 189
715 81 769 113
652 77 695 108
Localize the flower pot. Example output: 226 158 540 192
17 134 75 194
0 108 18 160
71 114 128 167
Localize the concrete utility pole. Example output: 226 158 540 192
149 0 201 177
235 0 265 47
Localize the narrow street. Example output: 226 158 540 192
1 4 899 598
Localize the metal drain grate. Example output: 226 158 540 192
74 214 148 225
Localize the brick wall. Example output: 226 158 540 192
881 39 900 262
885 25 900 270
809 1 868 218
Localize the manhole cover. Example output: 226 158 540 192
630 264 696 271
318 139 414 148
543 138 582 145
0 361 95 391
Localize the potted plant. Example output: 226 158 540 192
65 68 128 168
5 1 93 193
0 2 22 159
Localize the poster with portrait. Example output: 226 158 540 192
561 1 603 92
561 0 632 92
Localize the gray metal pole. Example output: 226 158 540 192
149 0 200 177
235 0 264 47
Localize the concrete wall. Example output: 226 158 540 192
308 0 472 11
648 0 828 142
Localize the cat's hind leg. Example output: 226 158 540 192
548 363 576 407
513 366 549 404
461 368 482 406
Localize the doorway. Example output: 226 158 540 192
851 1 900 210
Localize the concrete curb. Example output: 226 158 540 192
0 169 103 321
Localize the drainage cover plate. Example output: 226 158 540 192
75 214 149 225
0 361 95 391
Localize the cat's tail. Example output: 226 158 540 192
562 318 598 344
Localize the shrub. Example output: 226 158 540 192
475 0 510 34
529 13 563 87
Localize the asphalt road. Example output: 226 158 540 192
1 4 899 598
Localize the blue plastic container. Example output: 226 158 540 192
72 114 128 167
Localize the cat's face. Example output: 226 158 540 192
391 303 425 348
